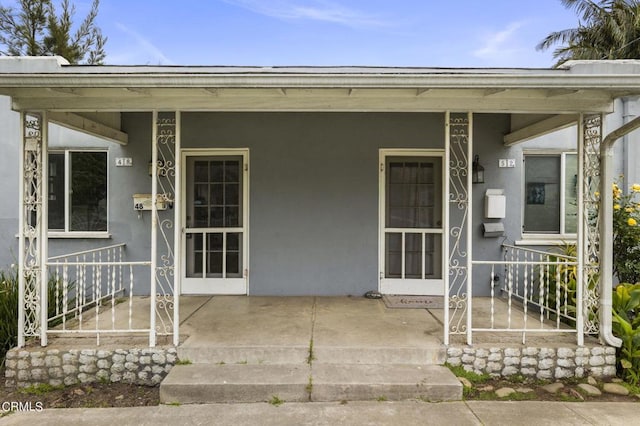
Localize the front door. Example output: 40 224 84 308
379 150 444 295
182 150 248 294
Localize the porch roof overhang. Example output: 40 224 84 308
1 57 640 115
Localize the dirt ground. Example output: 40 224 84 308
0 373 158 410
461 376 640 402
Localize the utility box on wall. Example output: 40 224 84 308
482 222 504 238
484 189 506 219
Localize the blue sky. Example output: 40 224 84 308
8 0 584 67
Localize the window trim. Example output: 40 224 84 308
48 149 110 237
521 150 577 241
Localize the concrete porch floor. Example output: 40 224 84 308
44 295 595 352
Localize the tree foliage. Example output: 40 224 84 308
0 0 106 64
537 0 640 66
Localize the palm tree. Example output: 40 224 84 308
537 0 640 66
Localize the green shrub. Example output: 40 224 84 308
611 282 640 385
537 244 600 327
0 267 19 367
612 182 640 283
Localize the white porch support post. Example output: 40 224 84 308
150 110 158 347
466 112 473 346
40 112 49 346
18 112 47 347
151 111 179 346
580 114 603 342
446 112 472 345
443 111 450 345
576 115 585 346
581 113 621 345
173 111 181 346
17 112 25 348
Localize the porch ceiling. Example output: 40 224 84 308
1 57 640 114
0 87 625 114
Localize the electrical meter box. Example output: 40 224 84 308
484 189 506 219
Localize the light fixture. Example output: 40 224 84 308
472 155 484 184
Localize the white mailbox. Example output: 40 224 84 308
133 194 168 211
484 189 506 219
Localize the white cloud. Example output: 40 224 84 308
222 0 389 28
473 22 525 62
107 23 174 65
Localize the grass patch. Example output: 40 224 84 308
499 392 537 401
505 374 527 384
166 402 181 406
269 395 284 406
558 393 584 403
463 387 476 399
175 359 192 366
620 381 640 395
305 376 313 396
475 391 497 401
236 360 248 365
307 338 316 365
20 383 64 395
376 396 388 402
445 363 491 385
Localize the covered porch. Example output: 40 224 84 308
43 295 589 352
5 295 615 392
2 57 640 356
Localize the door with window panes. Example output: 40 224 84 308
183 151 248 294
379 151 444 295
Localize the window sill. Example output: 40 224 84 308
48 232 112 239
515 236 576 246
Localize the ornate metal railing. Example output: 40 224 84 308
46 244 151 344
471 245 580 344
445 112 472 345
151 111 180 346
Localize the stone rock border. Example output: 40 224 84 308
446 345 617 379
4 347 177 388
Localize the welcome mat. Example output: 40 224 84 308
382 295 444 309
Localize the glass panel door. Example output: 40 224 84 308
183 152 247 294
380 153 444 295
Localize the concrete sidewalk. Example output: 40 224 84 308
1 401 637 425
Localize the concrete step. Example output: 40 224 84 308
177 344 445 365
159 363 461 404
160 364 310 404
177 345 310 365
313 345 446 365
310 364 461 402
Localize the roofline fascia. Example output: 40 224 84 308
1 73 640 90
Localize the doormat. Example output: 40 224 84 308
382 295 444 309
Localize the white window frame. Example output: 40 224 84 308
48 149 110 239
519 150 577 244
